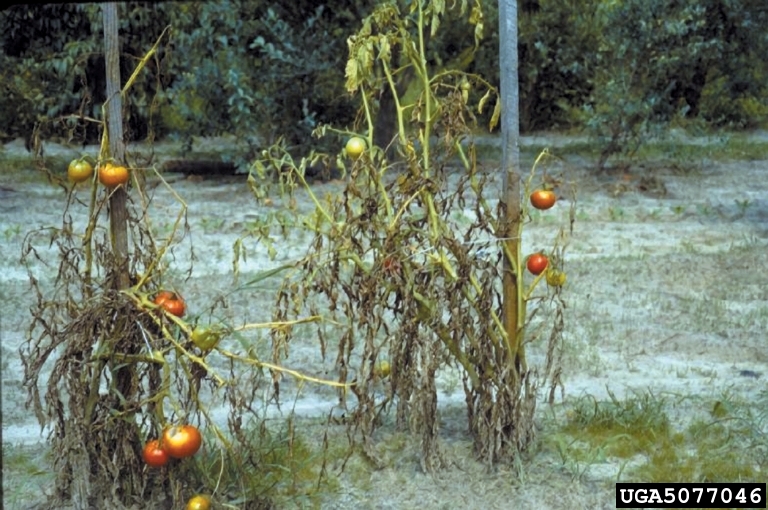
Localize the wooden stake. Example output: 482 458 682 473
498 0 525 373
103 3 130 290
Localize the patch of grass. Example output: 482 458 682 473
475 130 768 168
188 416 342 508
633 392 767 484
562 390 671 460
545 390 768 485
2 154 74 184
2 443 54 507
3 224 22 241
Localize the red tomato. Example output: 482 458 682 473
162 424 202 459
526 253 549 275
530 189 556 210
154 290 186 318
142 439 169 467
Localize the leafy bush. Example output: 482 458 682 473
582 0 768 167
2 0 767 155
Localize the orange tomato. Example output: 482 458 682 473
98 162 130 188
153 290 186 318
162 424 202 459
530 189 556 210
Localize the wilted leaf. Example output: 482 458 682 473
478 89 492 114
489 98 501 131
345 43 360 93
378 36 391 64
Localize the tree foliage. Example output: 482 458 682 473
2 0 767 163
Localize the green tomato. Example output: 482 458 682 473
190 327 221 351
345 136 366 159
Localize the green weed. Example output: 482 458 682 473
545 391 768 486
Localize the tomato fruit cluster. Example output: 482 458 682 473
142 424 202 469
154 290 186 317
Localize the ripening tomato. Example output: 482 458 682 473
98 162 130 188
526 253 548 275
162 424 202 459
345 136 366 159
142 439 170 468
67 158 94 183
186 494 212 510
154 290 186 318
530 189 556 210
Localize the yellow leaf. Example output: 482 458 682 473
469 4 482 25
489 98 501 131
378 36 391 64
478 89 491 114
344 37 360 93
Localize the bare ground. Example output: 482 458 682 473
2 133 768 509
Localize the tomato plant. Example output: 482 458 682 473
186 494 211 510
67 158 93 183
153 290 186 317
190 326 221 351
345 136 366 159
98 162 130 188
142 439 169 468
526 253 548 275
162 424 202 459
530 189 556 210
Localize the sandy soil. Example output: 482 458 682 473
2 134 768 509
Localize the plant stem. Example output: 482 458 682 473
417 1 431 174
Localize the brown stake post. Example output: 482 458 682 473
103 2 130 290
498 0 525 373
102 5 141 501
